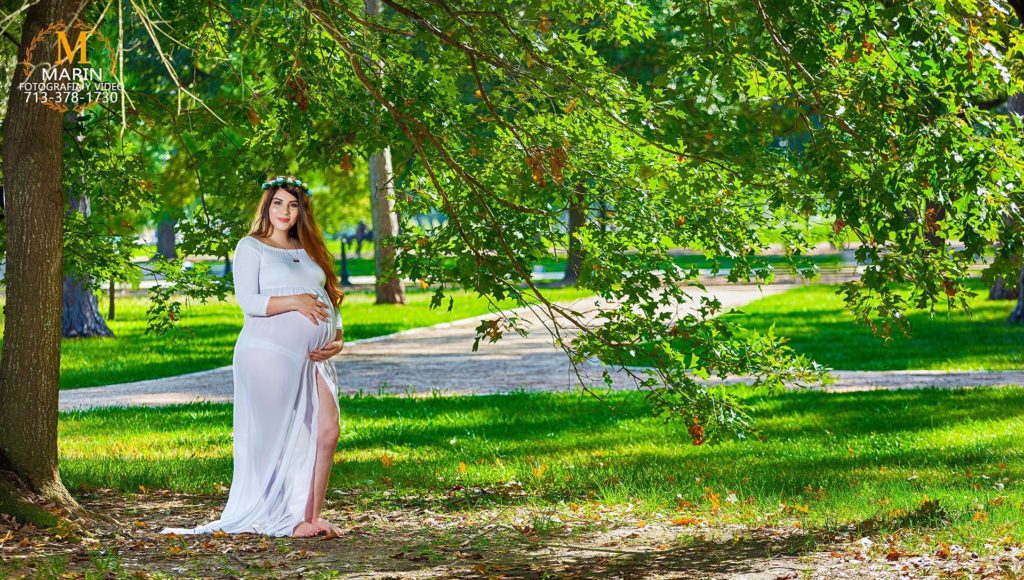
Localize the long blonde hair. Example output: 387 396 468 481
247 182 344 310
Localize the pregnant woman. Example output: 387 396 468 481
162 176 345 538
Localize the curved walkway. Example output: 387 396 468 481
59 284 1024 411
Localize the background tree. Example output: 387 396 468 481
62 190 113 338
60 107 153 336
364 0 407 304
63 113 112 338
983 13 1024 323
560 182 587 286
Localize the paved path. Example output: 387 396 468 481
59 284 1024 411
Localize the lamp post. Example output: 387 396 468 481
339 234 352 286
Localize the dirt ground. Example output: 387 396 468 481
2 490 1022 578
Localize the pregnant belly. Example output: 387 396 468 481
243 310 333 353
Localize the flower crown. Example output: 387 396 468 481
261 175 311 197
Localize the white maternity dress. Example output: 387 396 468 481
161 235 342 537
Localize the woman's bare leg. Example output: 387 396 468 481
300 368 341 534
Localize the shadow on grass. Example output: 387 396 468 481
61 385 1024 452
754 386 1024 435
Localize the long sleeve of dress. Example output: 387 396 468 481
233 240 271 317
334 305 343 334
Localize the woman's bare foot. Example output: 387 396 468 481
312 518 344 536
291 521 322 537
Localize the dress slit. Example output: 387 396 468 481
301 363 341 525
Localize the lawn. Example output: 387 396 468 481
160 248 850 281
58 386 1024 554
737 280 1024 371
438 251 848 277
49 286 595 390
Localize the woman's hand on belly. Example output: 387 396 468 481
309 339 344 361
270 293 330 325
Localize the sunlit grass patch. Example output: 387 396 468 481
737 279 1024 370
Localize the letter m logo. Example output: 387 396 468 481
56 30 88 64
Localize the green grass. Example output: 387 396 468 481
204 257 380 277
759 221 836 246
333 257 376 277
133 238 368 259
51 287 595 390
170 249 849 280
58 386 1024 552
737 280 1024 370
528 252 847 275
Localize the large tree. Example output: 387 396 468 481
0 0 91 522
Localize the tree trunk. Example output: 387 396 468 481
63 193 114 338
369 147 406 304
62 276 114 338
989 274 1017 300
922 201 945 248
1010 265 1024 324
156 216 177 260
992 94 1024 310
562 183 587 285
0 0 90 524
366 0 405 305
